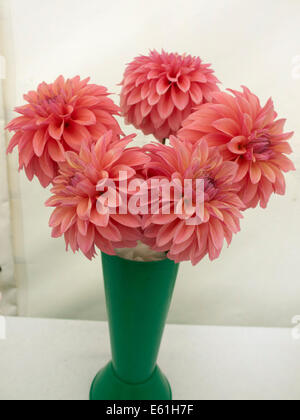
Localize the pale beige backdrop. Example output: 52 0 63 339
1 0 300 326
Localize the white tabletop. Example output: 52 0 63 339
0 317 299 400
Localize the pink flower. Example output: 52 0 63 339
45 131 149 259
6 76 122 187
178 87 295 209
120 50 220 142
142 137 244 265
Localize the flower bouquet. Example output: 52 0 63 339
6 50 295 400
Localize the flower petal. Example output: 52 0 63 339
63 123 90 151
33 128 48 157
171 85 189 110
259 162 276 183
189 83 203 104
212 118 240 137
177 75 191 93
72 109 96 126
47 140 65 162
157 91 174 119
156 77 171 95
111 213 141 228
77 198 92 219
250 163 262 184
48 119 64 140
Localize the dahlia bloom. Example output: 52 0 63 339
142 137 245 265
178 87 295 209
120 50 220 142
6 76 122 187
46 131 149 259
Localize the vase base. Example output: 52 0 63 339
90 362 172 401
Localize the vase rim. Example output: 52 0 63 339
102 252 179 267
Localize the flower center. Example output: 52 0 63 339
191 174 218 200
45 96 58 104
204 176 218 201
70 174 81 187
245 129 273 161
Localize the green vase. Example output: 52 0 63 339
90 252 179 401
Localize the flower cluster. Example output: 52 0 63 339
6 51 295 265
6 76 122 187
46 131 149 259
178 87 295 208
142 137 244 265
120 50 220 142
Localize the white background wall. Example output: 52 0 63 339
1 0 300 327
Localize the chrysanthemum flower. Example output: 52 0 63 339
178 87 295 209
142 137 244 265
6 76 122 187
45 131 149 259
120 50 220 142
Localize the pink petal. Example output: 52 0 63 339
49 207 65 227
150 107 164 129
157 221 179 247
39 151 55 178
48 120 64 140
111 214 141 228
20 140 35 167
140 100 152 118
24 161 35 182
155 121 171 140
227 136 247 155
77 224 95 254
235 159 250 182
208 237 222 261
169 235 194 255
63 123 90 151
201 133 227 147
242 113 253 136
7 132 22 154
171 85 189 111
189 71 207 83
72 109 96 126
209 217 224 250
271 155 295 172
77 198 92 219
269 118 286 135
151 214 178 225
273 168 286 195
259 162 276 183
127 87 142 106
134 103 143 126
212 118 240 137
250 163 262 184
141 81 151 100
222 211 240 234
76 96 100 108
174 222 195 244
257 177 273 208
177 75 191 93
156 77 171 95
148 88 160 106
214 161 238 182
272 143 293 154
242 178 258 203
98 223 122 242
90 208 109 227
47 140 65 162
168 109 183 132
60 210 76 233
189 83 203 104
157 91 174 119
33 128 48 157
